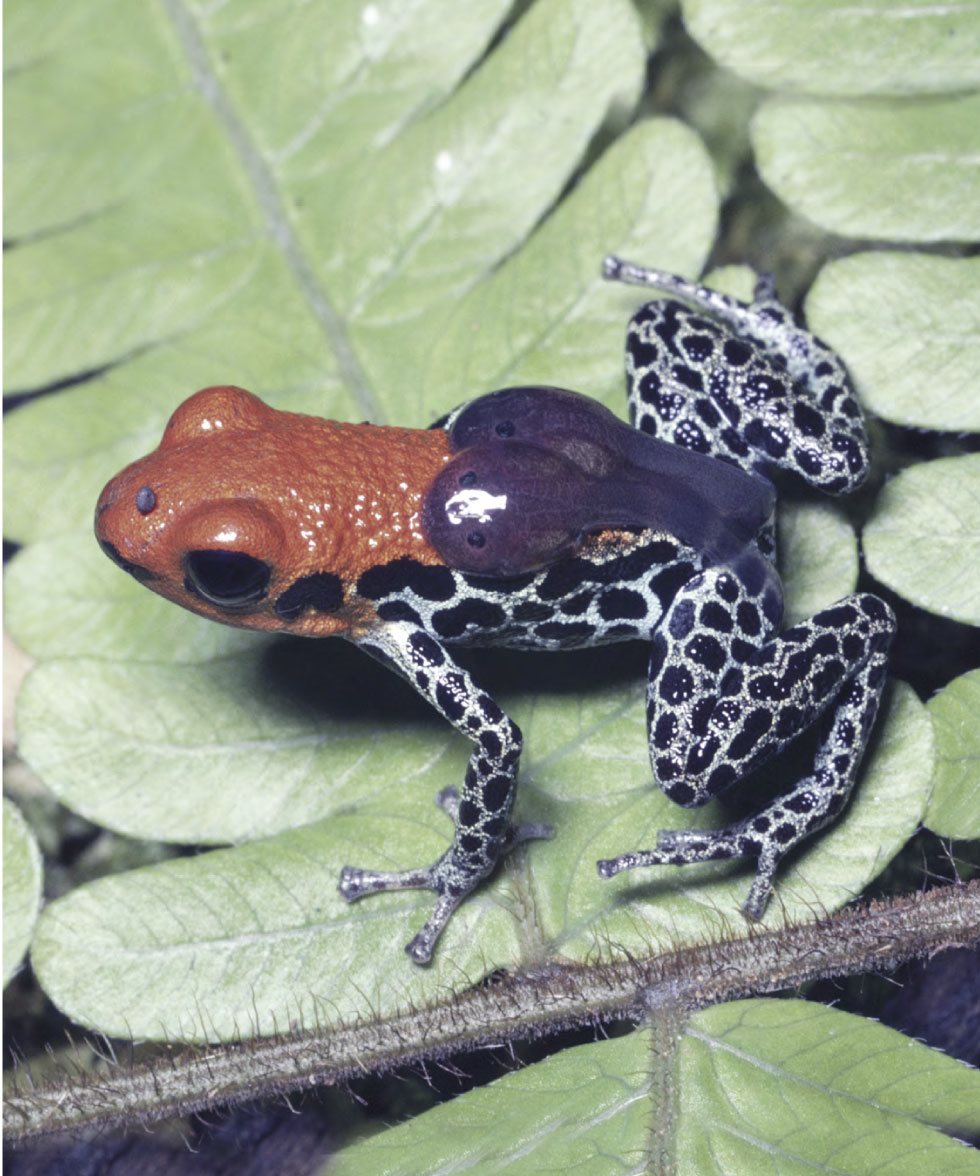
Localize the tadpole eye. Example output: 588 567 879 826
459 470 477 487
495 420 515 438
466 531 486 549
184 550 271 608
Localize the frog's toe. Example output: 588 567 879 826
598 825 762 872
741 872 775 922
403 890 468 965
338 860 461 965
434 785 459 818
504 819 553 851
338 862 435 902
596 828 728 876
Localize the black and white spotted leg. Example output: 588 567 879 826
597 571 895 917
338 621 551 964
603 255 870 498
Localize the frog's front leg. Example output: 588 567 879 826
338 621 551 964
598 567 895 917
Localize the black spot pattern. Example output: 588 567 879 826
275 572 344 621
339 261 894 963
377 599 423 626
357 558 456 602
432 598 507 639
598 587 648 620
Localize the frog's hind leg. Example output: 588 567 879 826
604 255 869 497
597 567 895 918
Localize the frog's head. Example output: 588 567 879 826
95 386 291 619
95 384 453 635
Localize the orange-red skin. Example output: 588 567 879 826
95 386 453 637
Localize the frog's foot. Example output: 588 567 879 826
338 863 472 966
431 786 552 853
339 787 552 965
603 255 751 327
597 823 784 920
603 255 777 340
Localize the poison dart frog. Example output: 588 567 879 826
95 258 895 964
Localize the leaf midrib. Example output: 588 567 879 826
161 0 382 421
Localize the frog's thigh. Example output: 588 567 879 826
646 569 895 807
599 572 894 914
622 298 867 496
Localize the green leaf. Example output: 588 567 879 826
329 1030 653 1174
327 1000 980 1173
4 0 659 544
751 93 980 242
807 253 980 432
422 117 719 405
5 535 255 663
17 643 464 843
778 500 858 626
3 0 520 383
864 454 980 626
680 0 980 97
925 668 980 840
31 813 536 1040
678 1000 980 1170
28 678 931 1040
4 799 44 985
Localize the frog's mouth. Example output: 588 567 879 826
96 538 158 584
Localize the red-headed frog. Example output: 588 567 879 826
96 258 894 963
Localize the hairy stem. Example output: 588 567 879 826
7 881 979 1143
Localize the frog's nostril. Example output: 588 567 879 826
135 485 157 515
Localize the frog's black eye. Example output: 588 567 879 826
466 531 486 549
459 470 477 487
495 420 515 438
184 550 270 608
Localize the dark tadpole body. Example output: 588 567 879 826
425 386 776 579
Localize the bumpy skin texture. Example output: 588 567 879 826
95 259 895 964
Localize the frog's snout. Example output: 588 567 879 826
94 473 160 583
95 478 119 520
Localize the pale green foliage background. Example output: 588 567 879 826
3 799 43 985
332 1001 980 1173
4 0 980 1166
926 669 980 840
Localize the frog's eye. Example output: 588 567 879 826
184 550 271 608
